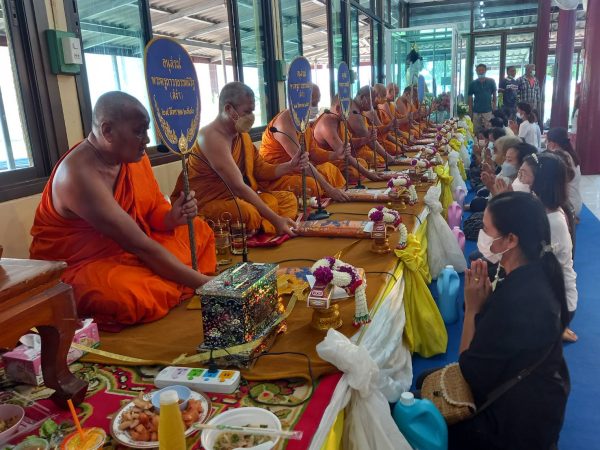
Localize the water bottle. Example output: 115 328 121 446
447 201 462 229
452 226 466 251
393 392 447 450
437 265 460 324
158 390 186 450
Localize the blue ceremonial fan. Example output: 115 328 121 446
144 37 200 154
337 62 351 120
287 56 313 133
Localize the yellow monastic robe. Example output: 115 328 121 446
259 112 346 192
172 134 297 234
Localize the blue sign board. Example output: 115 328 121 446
144 37 200 154
337 62 351 120
287 57 312 133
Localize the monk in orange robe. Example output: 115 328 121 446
29 92 216 329
346 86 394 168
370 83 408 154
386 83 411 143
172 82 306 236
312 96 382 183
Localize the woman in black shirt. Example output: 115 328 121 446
450 192 570 450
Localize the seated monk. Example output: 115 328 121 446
386 83 411 142
171 81 306 236
312 95 382 183
396 86 423 139
259 87 349 203
371 83 409 154
347 86 395 167
29 92 216 329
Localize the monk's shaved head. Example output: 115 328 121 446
219 82 255 111
356 85 373 101
311 83 321 107
373 83 386 98
92 91 148 132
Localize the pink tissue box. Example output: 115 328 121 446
2 319 99 386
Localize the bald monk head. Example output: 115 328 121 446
373 84 387 105
354 85 374 112
92 91 150 163
386 83 399 101
219 81 256 133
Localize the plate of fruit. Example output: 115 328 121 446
110 391 210 448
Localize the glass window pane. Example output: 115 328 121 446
473 35 501 87
77 0 157 144
350 7 360 94
409 2 471 32
474 0 538 32
193 52 234 128
359 0 373 12
237 0 268 127
280 0 302 64
358 14 372 88
301 0 330 107
505 32 533 78
390 0 400 28
329 0 344 97
0 2 32 172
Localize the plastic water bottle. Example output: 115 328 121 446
447 201 463 229
452 226 466 251
158 390 186 450
393 392 447 450
437 265 460 324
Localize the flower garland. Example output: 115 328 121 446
387 174 412 189
368 205 402 228
411 158 431 169
311 257 370 326
397 222 409 249
407 185 418 204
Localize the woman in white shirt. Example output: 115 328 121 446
517 152 578 342
514 102 541 149
546 127 582 219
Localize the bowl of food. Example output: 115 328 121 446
0 404 25 444
151 385 191 411
201 407 281 450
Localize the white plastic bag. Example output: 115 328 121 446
448 150 467 193
316 329 411 450
425 185 467 278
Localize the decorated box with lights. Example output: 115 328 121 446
199 262 282 349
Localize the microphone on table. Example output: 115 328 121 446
159 145 249 263
322 109 365 190
268 126 330 220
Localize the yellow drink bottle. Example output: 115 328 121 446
158 390 186 450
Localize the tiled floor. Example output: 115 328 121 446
581 175 600 220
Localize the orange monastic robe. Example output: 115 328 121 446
309 115 368 183
172 133 297 235
259 113 346 192
389 102 411 141
30 153 216 329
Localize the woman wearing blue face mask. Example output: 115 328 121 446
513 102 541 149
450 192 570 450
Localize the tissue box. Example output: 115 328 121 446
199 262 282 349
2 319 99 386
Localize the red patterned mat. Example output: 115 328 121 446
0 361 341 449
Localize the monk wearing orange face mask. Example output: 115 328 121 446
172 82 308 236
30 92 217 329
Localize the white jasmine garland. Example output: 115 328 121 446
408 185 418 204
397 223 408 249
310 257 370 326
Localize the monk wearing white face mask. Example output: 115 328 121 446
172 82 309 236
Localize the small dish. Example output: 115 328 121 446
151 385 191 411
201 407 281 450
0 404 25 444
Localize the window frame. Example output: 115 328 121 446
0 0 69 202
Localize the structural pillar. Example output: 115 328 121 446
534 0 551 125
550 9 577 128
578 0 600 174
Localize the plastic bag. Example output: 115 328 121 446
424 185 467 278
448 150 467 193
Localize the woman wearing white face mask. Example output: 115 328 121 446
449 192 570 450
512 102 541 149
518 153 578 343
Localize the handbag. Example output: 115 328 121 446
421 337 561 425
